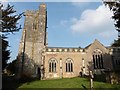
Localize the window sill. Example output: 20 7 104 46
49 72 57 73
66 72 74 73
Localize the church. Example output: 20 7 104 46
17 4 120 80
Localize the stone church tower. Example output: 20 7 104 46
16 3 120 81
17 4 47 78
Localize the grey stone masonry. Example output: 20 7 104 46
17 4 47 78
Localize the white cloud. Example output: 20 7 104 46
60 20 68 26
0 0 8 2
71 17 78 23
72 2 90 8
71 0 101 2
0 0 9 8
71 0 91 8
70 4 117 39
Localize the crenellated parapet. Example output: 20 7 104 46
25 10 37 16
45 47 86 53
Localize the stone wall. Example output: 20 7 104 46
17 4 47 78
44 48 84 79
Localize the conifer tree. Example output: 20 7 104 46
0 3 23 70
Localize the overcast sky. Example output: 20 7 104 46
0 1 118 62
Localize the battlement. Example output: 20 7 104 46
45 47 86 53
24 10 37 16
24 3 47 16
39 3 46 9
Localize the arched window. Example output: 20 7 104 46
92 49 104 69
49 58 57 72
66 58 73 72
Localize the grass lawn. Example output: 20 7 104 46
18 77 120 89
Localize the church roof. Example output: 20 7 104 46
85 44 92 49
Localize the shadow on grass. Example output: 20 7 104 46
2 74 39 90
81 84 88 90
